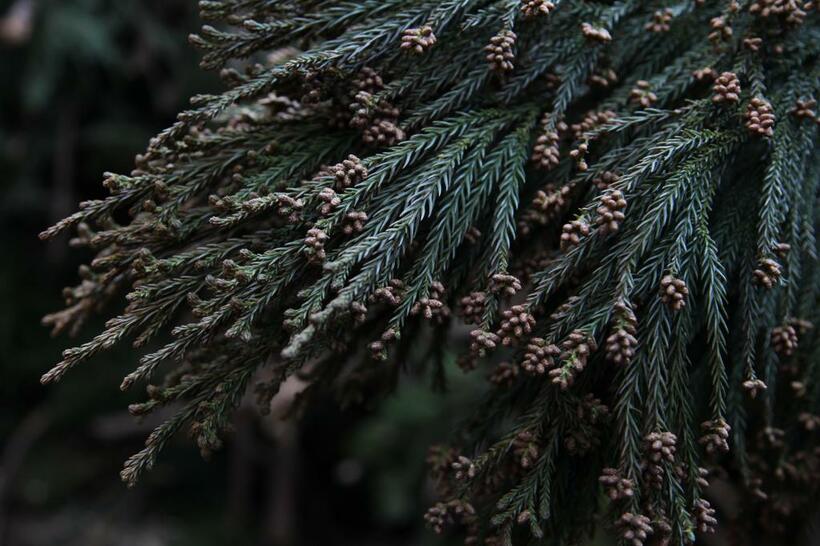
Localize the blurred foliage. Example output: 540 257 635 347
346 354 483 526
1 0 212 215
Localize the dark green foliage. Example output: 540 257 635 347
41 0 819 544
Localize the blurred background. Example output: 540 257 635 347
0 1 489 544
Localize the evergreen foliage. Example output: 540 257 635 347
40 0 818 544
